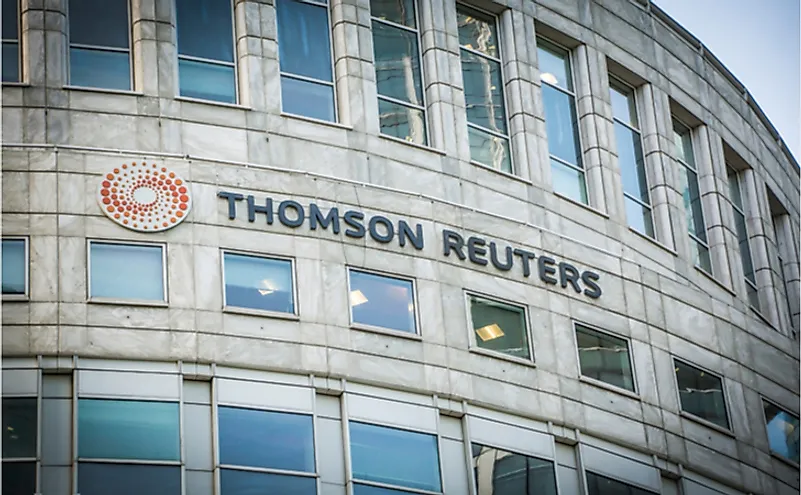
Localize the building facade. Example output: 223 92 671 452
1 0 799 493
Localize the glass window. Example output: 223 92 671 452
538 39 586 203
68 0 131 90
2 398 37 495
673 119 711 273
221 470 317 495
727 167 760 310
350 422 441 492
575 325 635 393
372 0 427 144
78 463 181 495
472 444 557 495
223 252 295 314
458 6 511 173
2 238 26 296
763 400 800 464
2 461 36 495
469 294 530 361
349 269 417 333
176 0 236 103
89 242 165 301
277 0 336 121
2 0 19 82
674 359 729 430
586 472 656 495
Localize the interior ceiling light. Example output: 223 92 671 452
350 290 369 307
540 72 558 85
475 323 504 341
258 279 276 296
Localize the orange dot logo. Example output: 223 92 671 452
97 161 192 232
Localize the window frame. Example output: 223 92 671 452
1 0 22 83
470 441 558 493
86 239 168 305
2 236 29 301
220 249 299 319
672 357 732 433
346 266 421 339
760 396 800 467
573 321 638 397
584 469 659 495
2 392 40 494
726 166 760 311
463 290 533 365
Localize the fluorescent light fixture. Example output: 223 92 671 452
258 279 276 296
475 323 504 341
540 72 558 85
350 290 368 307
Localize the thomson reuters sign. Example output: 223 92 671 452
97 162 192 232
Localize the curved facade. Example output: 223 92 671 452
1 0 799 494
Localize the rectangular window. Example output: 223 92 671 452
674 359 729 430
350 421 442 493
538 38 586 204
575 324 635 393
767 190 796 336
88 241 166 302
77 399 181 495
610 78 653 238
348 269 417 334
457 6 511 173
586 471 656 495
371 0 427 145
175 0 236 103
276 0 336 122
468 293 531 361
68 0 131 90
223 252 296 315
1 0 19 82
727 168 760 311
673 119 711 272
2 398 37 495
218 406 316 493
762 399 800 464
2 237 27 297
472 443 558 494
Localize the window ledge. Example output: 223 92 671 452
553 191 609 219
281 112 353 131
223 305 299 321
628 227 678 256
79 457 182 466
471 160 532 185
380 134 446 156
469 346 536 368
2 82 30 88
350 323 423 341
176 96 250 111
63 85 144 97
695 266 737 298
679 411 735 437
579 375 640 400
769 451 800 469
2 295 29 302
88 298 168 308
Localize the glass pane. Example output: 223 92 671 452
349 270 416 333
354 484 417 495
69 47 131 90
625 196 654 238
68 0 129 48
456 7 497 58
586 471 656 495
542 84 582 167
733 210 756 284
763 401 800 464
614 121 648 203
747 282 760 311
673 120 696 168
2 0 18 39
551 159 587 204
223 253 295 314
470 295 530 360
89 242 164 300
218 407 314 472
350 422 441 492
576 326 634 392
178 58 236 103
221 469 317 495
277 0 333 82
2 42 18 82
679 167 707 241
176 0 234 62
373 21 423 105
78 463 181 495
2 398 36 458
675 360 729 429
537 40 572 91
370 0 416 28
468 126 511 173
378 98 427 145
78 399 180 461
461 49 506 133
691 239 712 274
727 168 744 210
281 75 336 122
2 239 25 295
609 80 638 128
472 444 558 495
2 462 36 495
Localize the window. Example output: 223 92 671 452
674 359 729 430
175 0 236 103
727 168 759 310
762 399 800 464
348 269 417 334
218 407 316 494
223 252 296 315
468 293 530 361
538 39 586 203
2 0 19 82
2 398 37 495
472 444 557 495
2 238 27 297
457 6 511 173
673 119 711 272
350 421 442 493
88 241 166 302
586 472 656 495
371 0 427 144
276 0 336 121
77 399 181 494
68 0 131 90
610 78 653 238
575 324 635 393
767 189 796 336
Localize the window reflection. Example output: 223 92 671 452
68 0 131 90
472 444 557 495
674 119 711 273
89 242 165 301
2 0 19 82
727 168 759 310
1 239 26 295
576 325 634 392
349 270 417 333
469 294 530 360
674 360 729 429
586 472 657 495
223 253 295 314
763 401 800 464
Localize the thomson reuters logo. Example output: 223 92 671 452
97 162 192 232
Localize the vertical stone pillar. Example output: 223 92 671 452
775 214 801 333
131 0 174 96
331 0 374 130
233 0 268 110
744 170 781 326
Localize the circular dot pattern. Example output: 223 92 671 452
97 162 192 232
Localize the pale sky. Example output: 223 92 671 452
654 0 801 162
